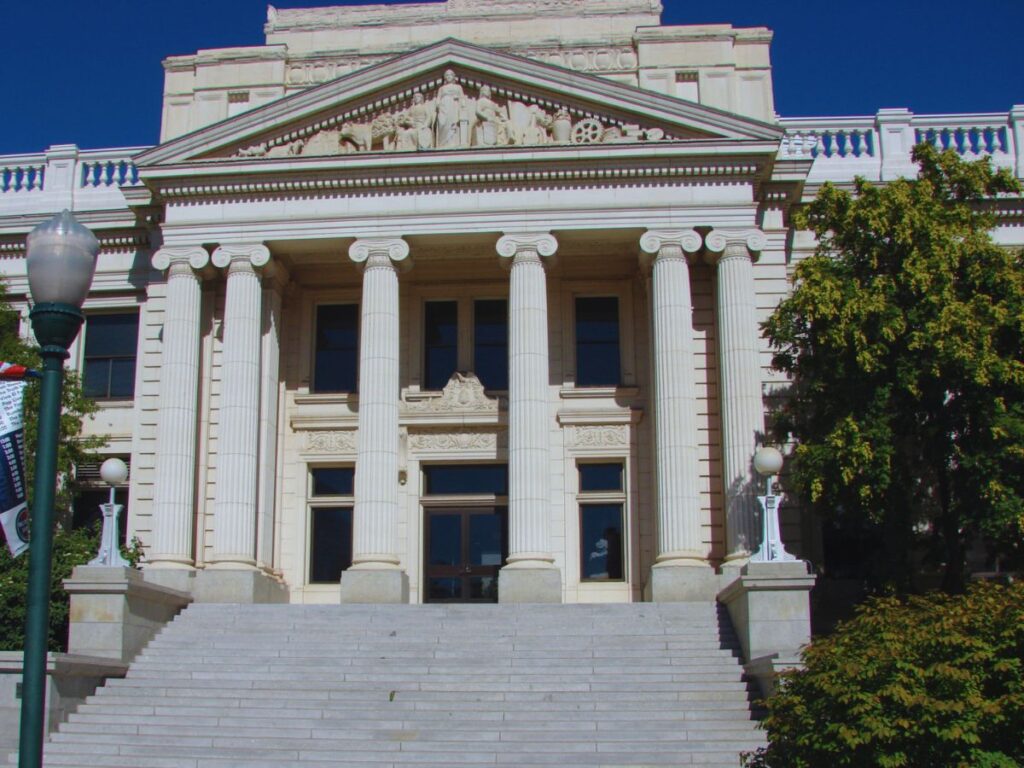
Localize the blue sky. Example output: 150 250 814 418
1 0 1021 154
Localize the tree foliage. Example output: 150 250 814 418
764 145 1024 590
744 580 1024 768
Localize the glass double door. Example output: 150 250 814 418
424 507 507 602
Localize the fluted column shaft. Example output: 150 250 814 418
148 246 209 568
707 229 768 560
640 230 707 565
348 239 409 568
210 244 270 567
497 233 558 567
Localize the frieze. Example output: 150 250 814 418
408 430 501 452
403 372 500 414
303 430 357 454
565 424 630 448
234 70 667 159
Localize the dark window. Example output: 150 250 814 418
309 466 354 584
309 507 352 583
72 489 128 546
473 299 508 391
314 304 358 393
580 504 624 581
579 463 623 492
575 297 620 387
423 464 508 496
83 313 138 399
424 301 458 390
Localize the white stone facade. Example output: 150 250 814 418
1 0 1022 604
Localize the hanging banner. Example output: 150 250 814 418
0 377 30 557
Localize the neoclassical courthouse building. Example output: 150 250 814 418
2 0 1023 605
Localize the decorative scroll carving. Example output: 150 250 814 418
403 372 500 413
303 431 357 454
565 424 629 448
234 70 669 159
408 430 500 452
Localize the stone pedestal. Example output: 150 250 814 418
498 567 562 604
339 568 408 604
649 563 722 602
192 569 288 604
63 567 191 664
718 561 815 696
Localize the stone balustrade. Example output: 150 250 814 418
0 144 146 217
780 106 1024 183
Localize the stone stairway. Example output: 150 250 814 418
29 602 766 767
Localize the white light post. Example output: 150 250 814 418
88 458 130 568
750 446 796 563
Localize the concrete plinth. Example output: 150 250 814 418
718 560 815 694
498 567 562 603
141 567 196 595
648 563 721 602
63 566 191 664
339 568 408 604
192 569 288 603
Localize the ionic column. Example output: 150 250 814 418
639 230 711 586
496 233 561 603
209 243 270 569
256 264 287 570
706 229 768 564
340 238 409 604
148 246 209 569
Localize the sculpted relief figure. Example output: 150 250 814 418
396 92 436 151
473 86 508 147
435 69 468 149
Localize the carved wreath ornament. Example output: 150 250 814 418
235 70 667 159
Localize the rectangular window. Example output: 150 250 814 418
578 462 625 581
424 300 458 391
575 297 620 387
314 304 358 393
83 313 139 399
473 299 508 391
308 467 354 584
423 464 508 496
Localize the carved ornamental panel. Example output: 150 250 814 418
233 70 673 159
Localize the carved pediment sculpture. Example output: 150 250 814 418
232 69 668 159
403 371 500 414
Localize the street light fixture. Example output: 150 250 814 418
88 458 130 568
20 210 98 768
750 446 796 563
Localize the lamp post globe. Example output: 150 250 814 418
100 457 129 487
19 210 98 768
753 446 784 477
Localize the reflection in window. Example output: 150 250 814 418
424 300 458 390
314 304 358 393
575 296 620 387
308 467 354 583
83 313 139 399
578 462 626 581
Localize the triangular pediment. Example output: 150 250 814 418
135 39 782 169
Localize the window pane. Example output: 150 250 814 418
575 297 620 387
580 504 624 580
469 509 506 566
311 467 354 496
310 506 352 583
579 463 623 492
314 304 358 393
424 301 458 390
428 578 462 600
428 513 461 566
469 576 498 600
83 313 139 398
473 299 508 391
423 465 508 495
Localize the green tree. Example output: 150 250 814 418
764 144 1024 591
744 581 1024 768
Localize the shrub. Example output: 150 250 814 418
745 581 1024 768
0 526 99 652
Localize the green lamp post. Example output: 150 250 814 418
19 210 98 768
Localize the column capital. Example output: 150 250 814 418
496 232 558 259
348 237 410 265
639 229 702 257
211 243 271 270
705 229 767 260
152 245 210 272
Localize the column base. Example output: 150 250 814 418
498 566 562 603
192 569 288 603
648 562 721 602
339 568 409 604
142 566 196 595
